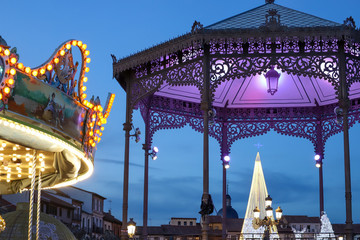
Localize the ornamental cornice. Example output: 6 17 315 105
113 26 360 76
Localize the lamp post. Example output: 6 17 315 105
127 218 136 239
252 195 283 240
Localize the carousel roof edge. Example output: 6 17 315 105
113 25 359 76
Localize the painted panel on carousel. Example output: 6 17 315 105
8 72 86 142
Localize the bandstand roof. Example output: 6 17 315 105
113 1 360 152
206 3 341 30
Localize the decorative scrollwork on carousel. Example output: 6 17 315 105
149 111 188 143
321 118 344 144
273 121 317 143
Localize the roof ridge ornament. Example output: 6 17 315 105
266 0 275 3
191 20 204 34
265 8 281 28
343 16 356 29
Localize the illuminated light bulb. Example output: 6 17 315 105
85 67 90 72
89 122 94 127
41 168 45 172
40 69 46 75
84 50 90 56
0 93 3 100
18 174 21 177
25 67 31 73
10 123 15 128
91 114 96 119
26 148 30 151
86 58 91 63
4 87 10 94
72 40 77 46
32 70 38 77
81 44 87 50
7 78 14 85
98 106 103 112
16 167 20 171
101 127 104 131
1 143 6 147
101 118 107 124
6 179 10 182
41 162 45 167
81 93 87 99
81 86 87 91
54 58 59 64
89 139 93 144
12 157 16 161
4 49 10 56
0 47 2 52
0 157 3 160
94 136 98 141
97 121 102 126
39 153 44 158
95 129 100 134
83 100 88 105
60 50 65 56
26 158 30 161
65 43 71 49
10 57 17 64
98 137 101 142
9 68 16 75
91 142 96 147
83 77 88 82
17 63 24 69
89 132 93 136
47 64 53 71
77 41 83 47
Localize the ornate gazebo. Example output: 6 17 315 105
113 1 360 239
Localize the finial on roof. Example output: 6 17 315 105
191 20 204 34
344 16 356 29
266 0 275 3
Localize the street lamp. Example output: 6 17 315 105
223 155 230 169
253 195 283 240
314 154 322 168
265 66 281 95
150 146 158 160
127 218 136 239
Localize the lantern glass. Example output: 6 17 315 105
127 218 136 238
275 207 283 220
253 206 260 219
265 206 273 217
265 195 272 207
265 67 280 95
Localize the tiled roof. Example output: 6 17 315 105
332 224 360 234
206 3 341 30
41 191 74 209
283 215 320 224
103 212 122 225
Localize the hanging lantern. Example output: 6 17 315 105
127 218 136 238
265 66 281 95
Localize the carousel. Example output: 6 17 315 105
0 36 114 239
113 0 360 240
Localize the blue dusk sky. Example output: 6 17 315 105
2 0 360 226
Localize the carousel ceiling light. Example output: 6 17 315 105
265 66 281 95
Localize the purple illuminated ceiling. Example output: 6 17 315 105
156 71 360 108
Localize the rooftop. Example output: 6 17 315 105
206 2 341 30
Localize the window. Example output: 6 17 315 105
307 225 311 232
59 208 62 217
67 209 71 218
178 221 181 226
184 221 187 226
190 221 193 226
